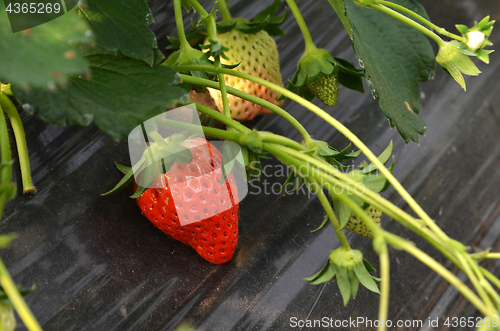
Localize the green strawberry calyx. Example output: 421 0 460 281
167 0 287 52
436 40 481 91
305 248 379 305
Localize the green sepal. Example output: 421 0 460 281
359 141 393 174
102 163 134 196
336 266 352 306
347 268 360 299
304 259 330 281
312 260 337 285
305 259 338 285
335 57 365 93
353 262 380 293
166 1 287 52
130 185 148 199
311 214 330 232
363 258 376 273
0 234 17 249
0 284 35 306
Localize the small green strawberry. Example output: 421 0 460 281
0 302 15 331
344 205 382 239
306 72 339 107
205 29 284 120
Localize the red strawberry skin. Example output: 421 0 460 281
134 139 239 264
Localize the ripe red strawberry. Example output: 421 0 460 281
133 138 239 264
205 29 284 120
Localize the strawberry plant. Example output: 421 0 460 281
0 0 499 329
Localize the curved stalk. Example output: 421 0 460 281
0 93 34 194
217 0 232 21
285 0 317 52
194 103 250 133
378 243 390 331
376 1 464 42
373 4 446 47
174 0 191 50
401 242 491 317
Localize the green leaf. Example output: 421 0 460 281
12 46 189 140
354 262 380 293
336 266 352 306
79 0 162 65
0 3 91 89
343 0 435 143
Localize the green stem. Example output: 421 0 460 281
481 267 500 290
176 65 451 245
400 242 491 317
376 1 464 42
179 74 314 146
373 4 445 47
285 0 317 52
482 253 500 260
258 132 304 150
174 0 191 50
217 0 232 21
454 253 496 315
194 103 250 133
186 0 217 40
0 93 34 194
0 106 12 220
217 73 232 118
314 184 351 249
464 253 500 313
0 259 42 331
378 243 390 331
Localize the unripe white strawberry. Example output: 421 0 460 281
205 29 284 120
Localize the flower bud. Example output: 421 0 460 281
466 31 486 51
